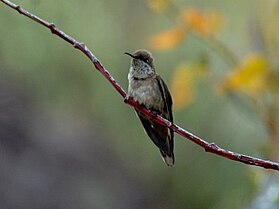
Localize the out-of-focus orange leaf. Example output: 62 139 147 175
217 54 269 96
148 25 187 50
147 0 170 12
148 7 223 51
181 8 223 36
171 63 206 110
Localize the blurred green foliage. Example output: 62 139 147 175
1 0 278 209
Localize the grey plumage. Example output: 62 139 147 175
126 49 174 166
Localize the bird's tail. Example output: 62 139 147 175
160 149 174 166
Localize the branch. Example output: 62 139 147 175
2 0 279 171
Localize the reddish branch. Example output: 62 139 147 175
2 0 279 171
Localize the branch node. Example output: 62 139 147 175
49 23 56 34
73 42 79 49
15 5 20 13
73 42 85 50
205 143 219 152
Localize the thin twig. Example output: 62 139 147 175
1 0 279 171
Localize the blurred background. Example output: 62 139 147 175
1 0 279 208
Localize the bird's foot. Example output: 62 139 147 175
149 109 160 116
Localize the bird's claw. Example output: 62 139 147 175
149 109 160 116
124 95 131 103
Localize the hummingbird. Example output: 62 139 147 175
125 49 175 166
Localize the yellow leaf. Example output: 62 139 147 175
170 63 206 109
181 8 223 36
218 54 269 96
148 26 187 51
147 0 170 12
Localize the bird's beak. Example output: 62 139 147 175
124 52 136 59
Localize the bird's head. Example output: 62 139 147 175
125 49 155 79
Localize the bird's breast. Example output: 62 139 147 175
128 77 163 110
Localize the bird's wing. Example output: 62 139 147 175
156 75 173 121
155 75 174 162
155 75 174 135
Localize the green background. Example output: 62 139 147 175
0 0 276 208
